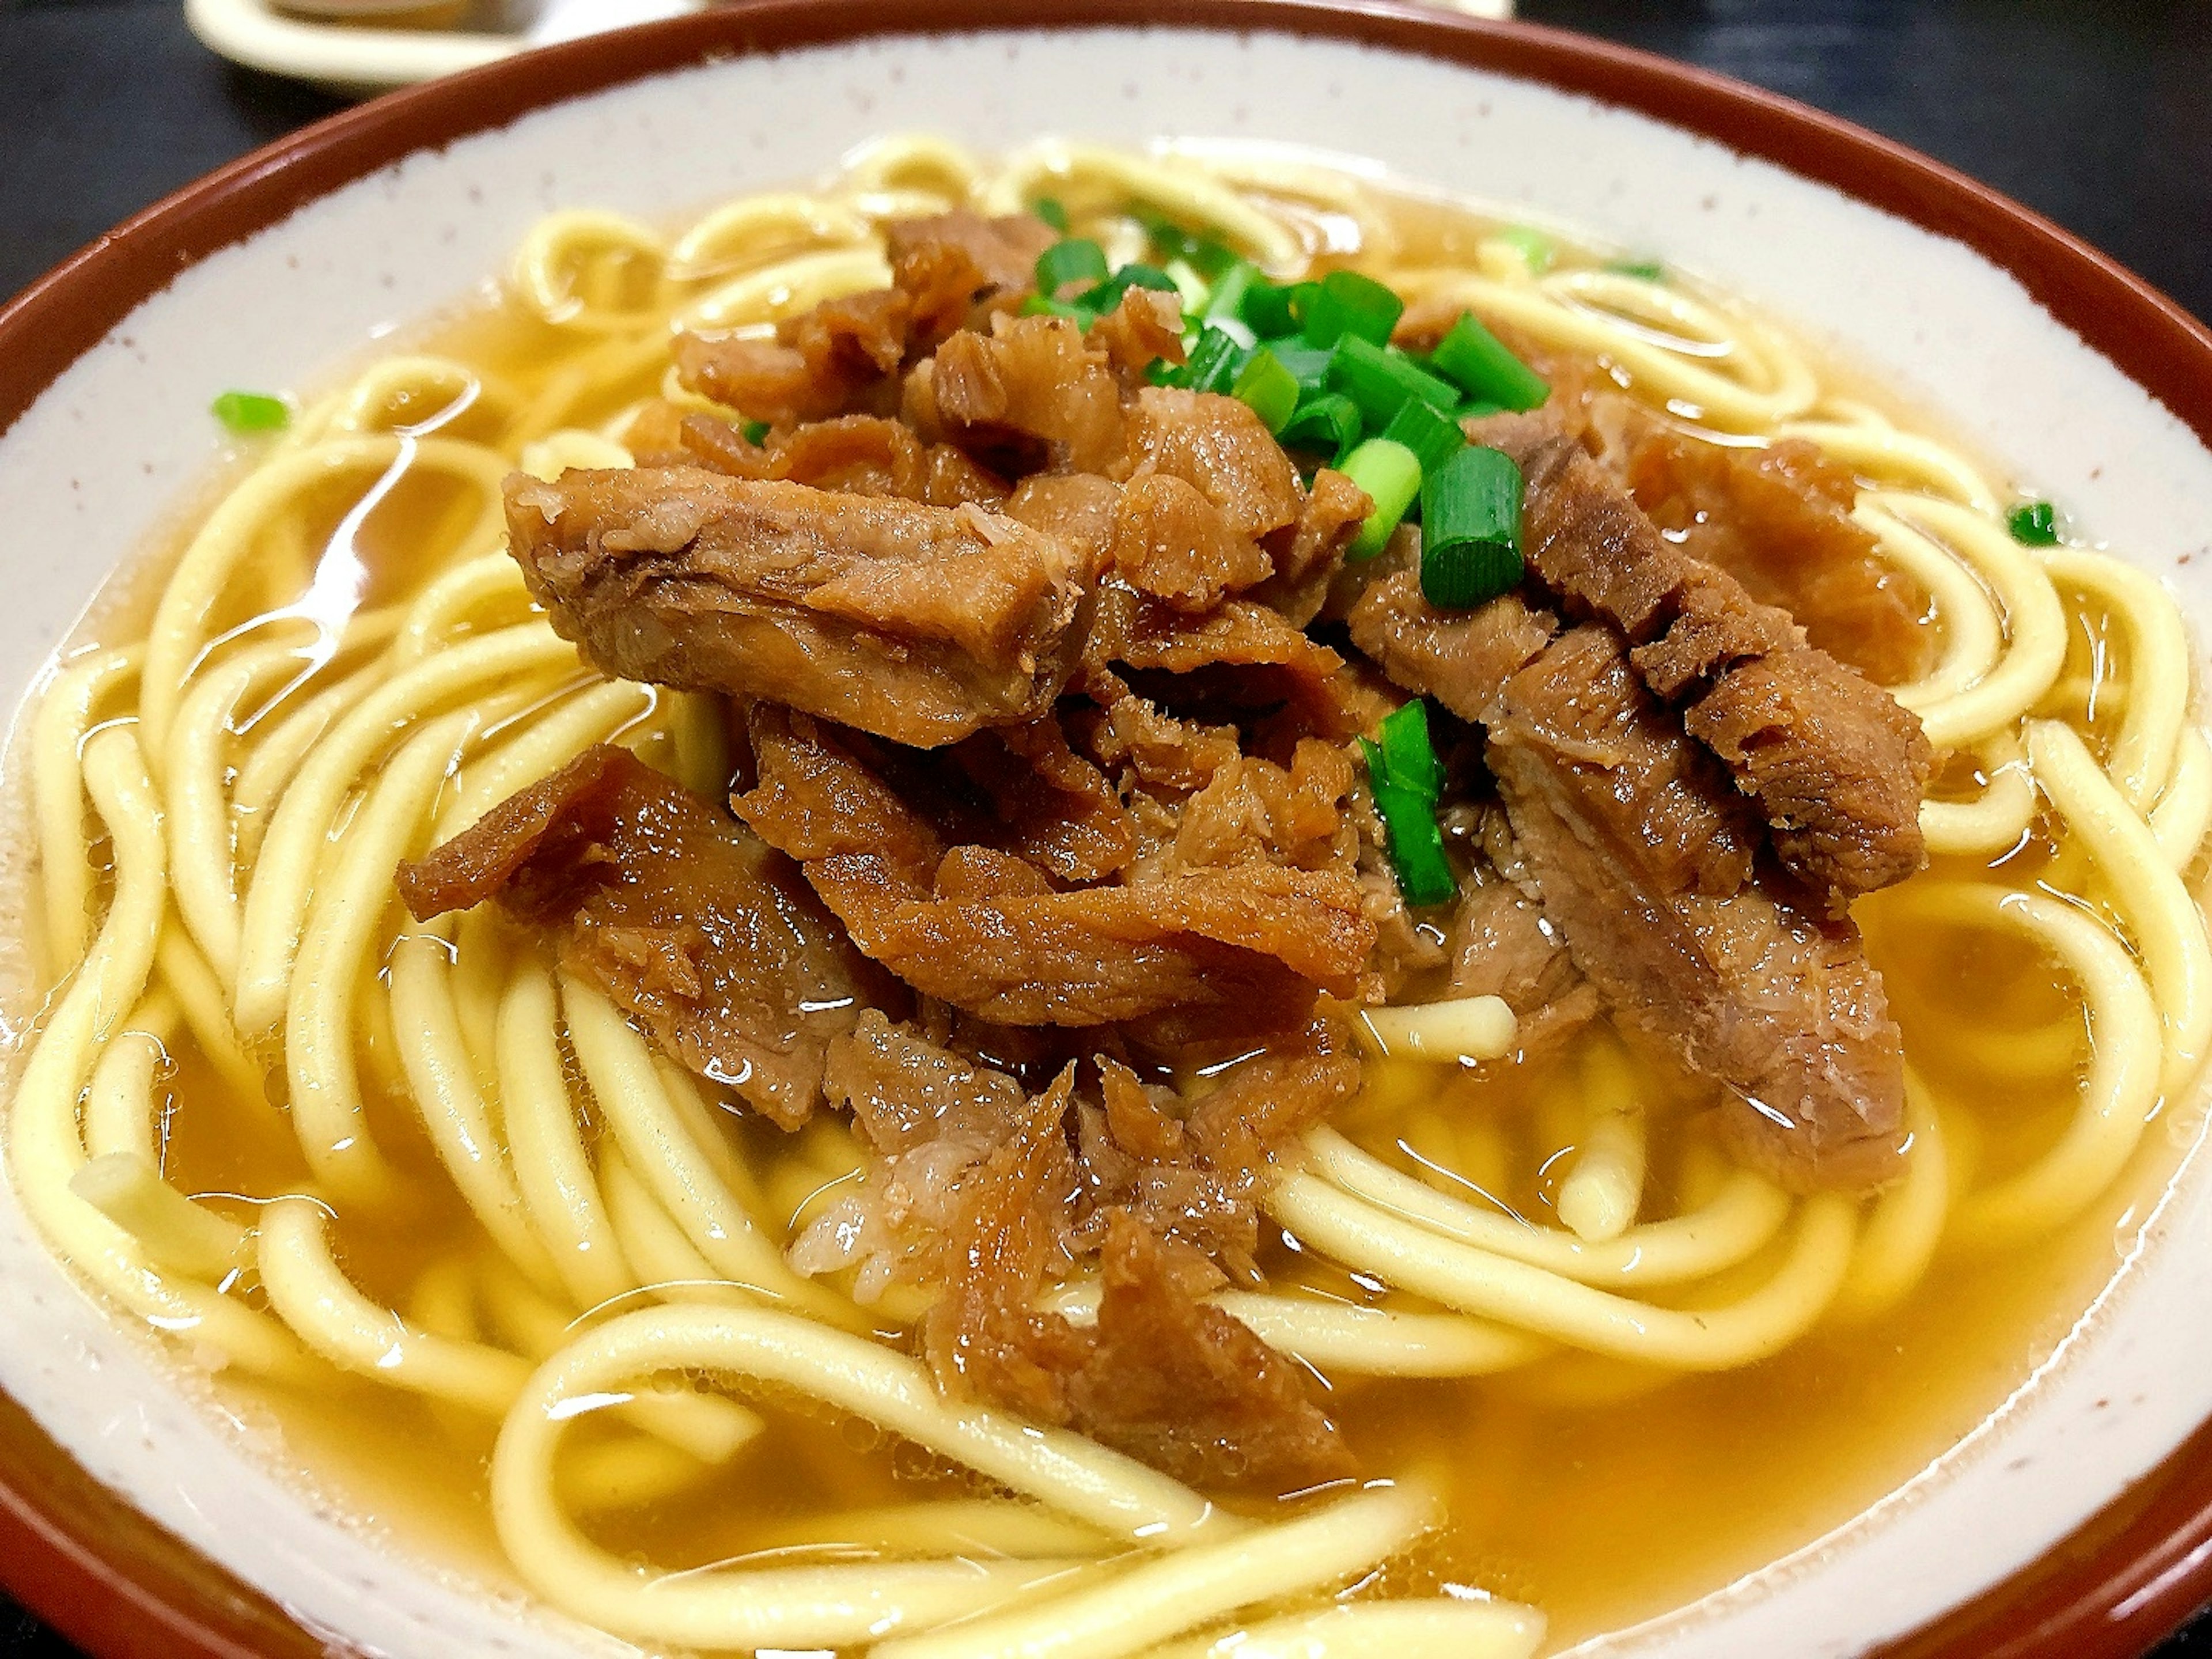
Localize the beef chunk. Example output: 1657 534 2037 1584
1349 578 1904 1188
1112 472 1274 612
672 287 910 427
1478 416 1933 900
884 209 1056 297
820 1019 1354 1491
735 707 1373 1027
1615 423 1931 685
930 312 1126 475
1442 873 1600 1074
395 745 880 1128
1121 388 1305 543
505 467 1100 748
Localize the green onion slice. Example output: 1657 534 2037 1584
1203 261 1258 323
2007 501 2061 546
1032 196 1071 233
1428 313 1549 412
1075 262 1182 317
741 419 771 446
1374 698 1444 798
1327 336 1463 431
1134 207 1238 281
1421 445 1525 608
1035 238 1111 296
1298 268 1406 350
1605 258 1667 282
1241 279 1308 339
1180 327 1248 396
1495 226 1555 274
1380 398 1467 479
1340 436 1423 562
1277 392 1363 464
1362 706 1455 908
211 390 290 435
1231 348 1300 433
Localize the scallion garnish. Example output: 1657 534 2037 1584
1075 262 1181 316
211 390 290 435
741 419 771 446
1134 207 1238 281
1181 326 1248 396
1339 436 1423 561
1203 260 1258 323
1326 336 1463 430
1241 278 1306 339
1495 226 1555 274
1231 348 1300 433
1428 313 1549 412
1277 392 1363 463
1380 397 1467 478
1362 699 1454 907
1606 258 1666 281
1034 238 1111 297
2008 501 2061 546
1298 269 1406 350
1420 445 1525 608
1032 196 1071 233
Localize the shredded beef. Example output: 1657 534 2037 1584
816 1016 1354 1490
930 312 1126 476
395 745 881 1128
505 467 1099 748
672 287 910 427
735 707 1374 1027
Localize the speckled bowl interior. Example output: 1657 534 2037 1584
2 13 2210 1657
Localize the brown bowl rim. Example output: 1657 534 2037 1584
3 2 2211 1655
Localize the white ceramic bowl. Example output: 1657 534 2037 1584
3 5 2210 1655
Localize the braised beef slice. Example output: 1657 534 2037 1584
1349 578 1903 1188
828 1020 1353 1491
735 706 1374 1027
1443 873 1600 1074
1120 388 1305 544
885 209 1056 299
505 467 1099 748
1614 423 1931 685
1111 472 1274 613
930 312 1127 476
1478 417 1933 900
672 287 909 428
395 744 880 1129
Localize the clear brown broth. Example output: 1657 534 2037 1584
39 174 2199 1653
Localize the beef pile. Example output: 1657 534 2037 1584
397 210 1934 1491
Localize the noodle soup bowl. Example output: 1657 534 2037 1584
2 3 2211 1656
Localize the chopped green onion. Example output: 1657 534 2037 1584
1203 261 1258 323
1339 437 1423 560
1241 279 1308 339
1380 398 1467 479
1327 336 1463 430
1230 348 1300 433
1161 257 1212 313
741 419 771 446
1374 698 1444 798
1277 392 1363 463
1605 258 1667 282
1421 445 1525 608
1298 269 1406 350
1457 400 1505 422
1181 326 1248 395
1133 208 1238 281
1032 196 1071 233
1368 775 1455 906
2007 501 2061 545
1076 262 1181 316
1264 343 1335 391
1494 226 1555 274
1020 293 1090 322
1428 313 1549 412
1035 238 1111 296
211 390 290 435
1145 356 1185 388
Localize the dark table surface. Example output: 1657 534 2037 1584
1 0 2209 1653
